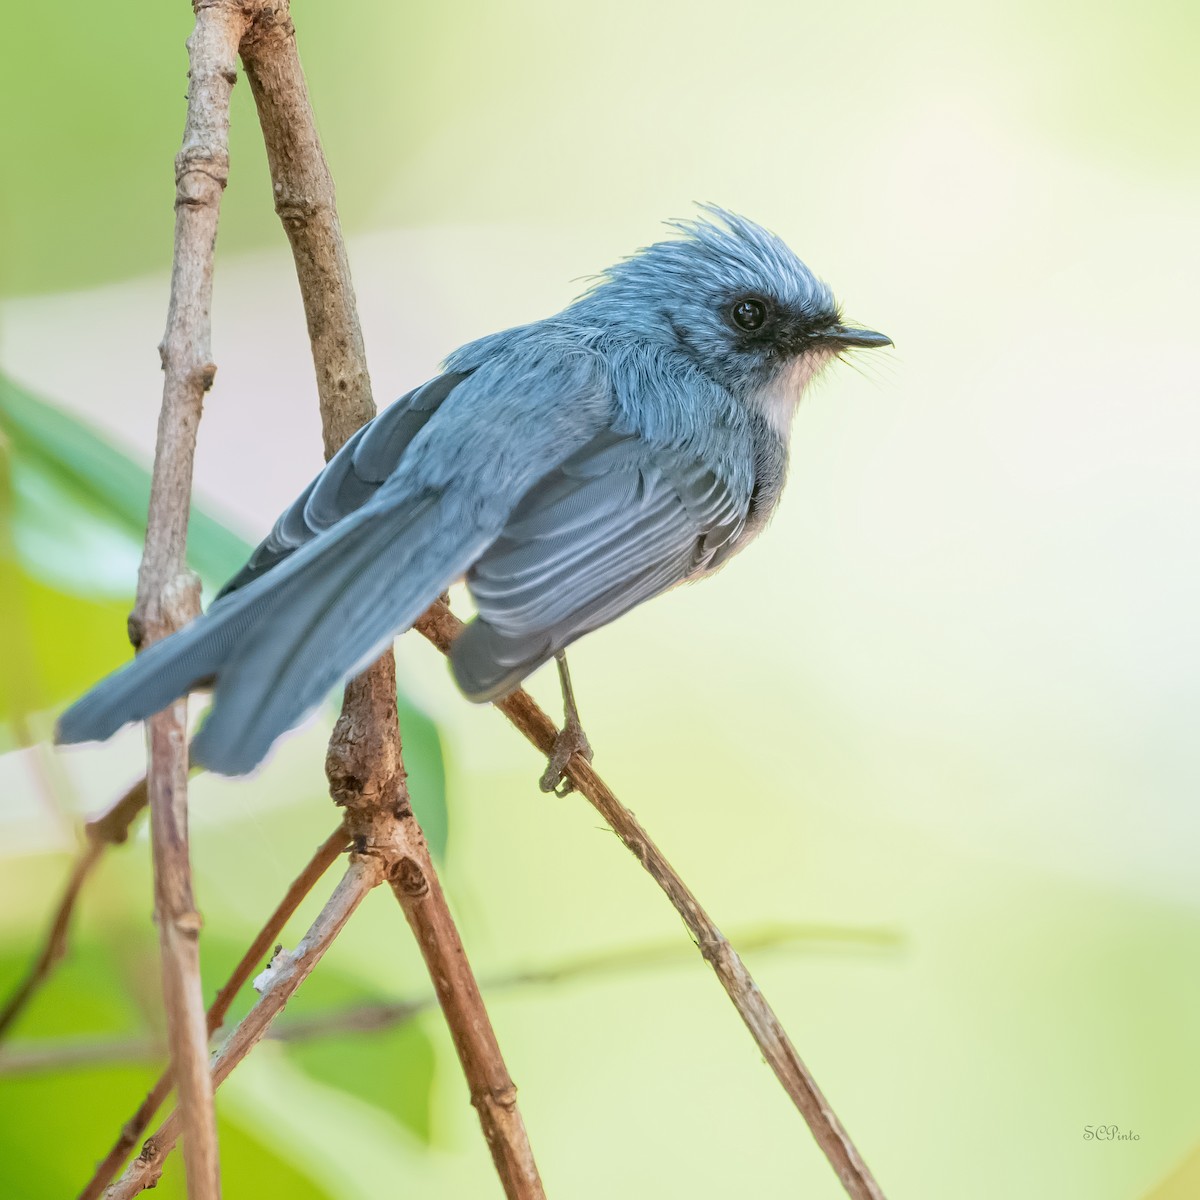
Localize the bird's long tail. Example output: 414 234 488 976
56 495 488 775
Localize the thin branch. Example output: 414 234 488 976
206 825 350 1025
0 920 900 1077
0 1034 160 1077
0 761 209 1048
0 771 152 1043
0 840 104 1039
104 857 379 1200
389 832 544 1192
238 8 544 1198
415 604 888 1200
238 3 373 458
131 4 257 1196
76 825 347 1200
85 775 151 846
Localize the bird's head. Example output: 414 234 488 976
580 207 890 412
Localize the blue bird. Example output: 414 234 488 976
56 209 891 784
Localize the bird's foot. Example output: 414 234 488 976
538 652 594 796
539 712 593 796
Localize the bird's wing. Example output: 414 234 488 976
217 371 469 598
450 431 750 700
59 346 615 774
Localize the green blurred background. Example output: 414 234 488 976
1 1 1197 1196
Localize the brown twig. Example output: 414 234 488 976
85 776 151 846
0 1034 162 1077
0 840 104 1039
238 3 373 458
75 825 347 1200
130 5 258 1196
0 771 151 1043
239 8 544 1198
415 604 887 1200
324 662 547 1200
104 856 379 1200
390 832 543 1192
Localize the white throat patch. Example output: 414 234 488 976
751 347 835 441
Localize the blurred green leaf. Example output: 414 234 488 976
0 936 337 1199
0 409 133 728
0 570 135 730
0 1059 338 1200
0 931 435 1188
165 1113 338 1200
397 692 449 862
0 373 253 591
0 935 164 1194
0 373 252 740
0 374 451 858
285 1022 437 1145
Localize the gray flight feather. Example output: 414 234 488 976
451 431 747 699
217 372 468 598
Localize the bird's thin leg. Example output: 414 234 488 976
539 652 594 796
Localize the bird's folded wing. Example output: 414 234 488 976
451 432 749 699
217 371 469 598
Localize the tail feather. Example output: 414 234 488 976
194 498 489 774
57 494 490 775
54 595 260 746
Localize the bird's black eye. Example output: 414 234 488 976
730 297 767 332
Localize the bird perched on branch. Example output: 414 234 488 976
57 208 891 788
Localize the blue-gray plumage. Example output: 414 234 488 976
56 209 891 776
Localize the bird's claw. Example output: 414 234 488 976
539 714 593 796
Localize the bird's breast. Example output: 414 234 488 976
749 347 836 442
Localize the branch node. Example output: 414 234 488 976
241 4 295 54
390 856 427 897
175 148 231 195
473 1083 520 1115
274 194 320 228
172 910 204 940
130 570 202 650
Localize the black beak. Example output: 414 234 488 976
822 325 893 349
